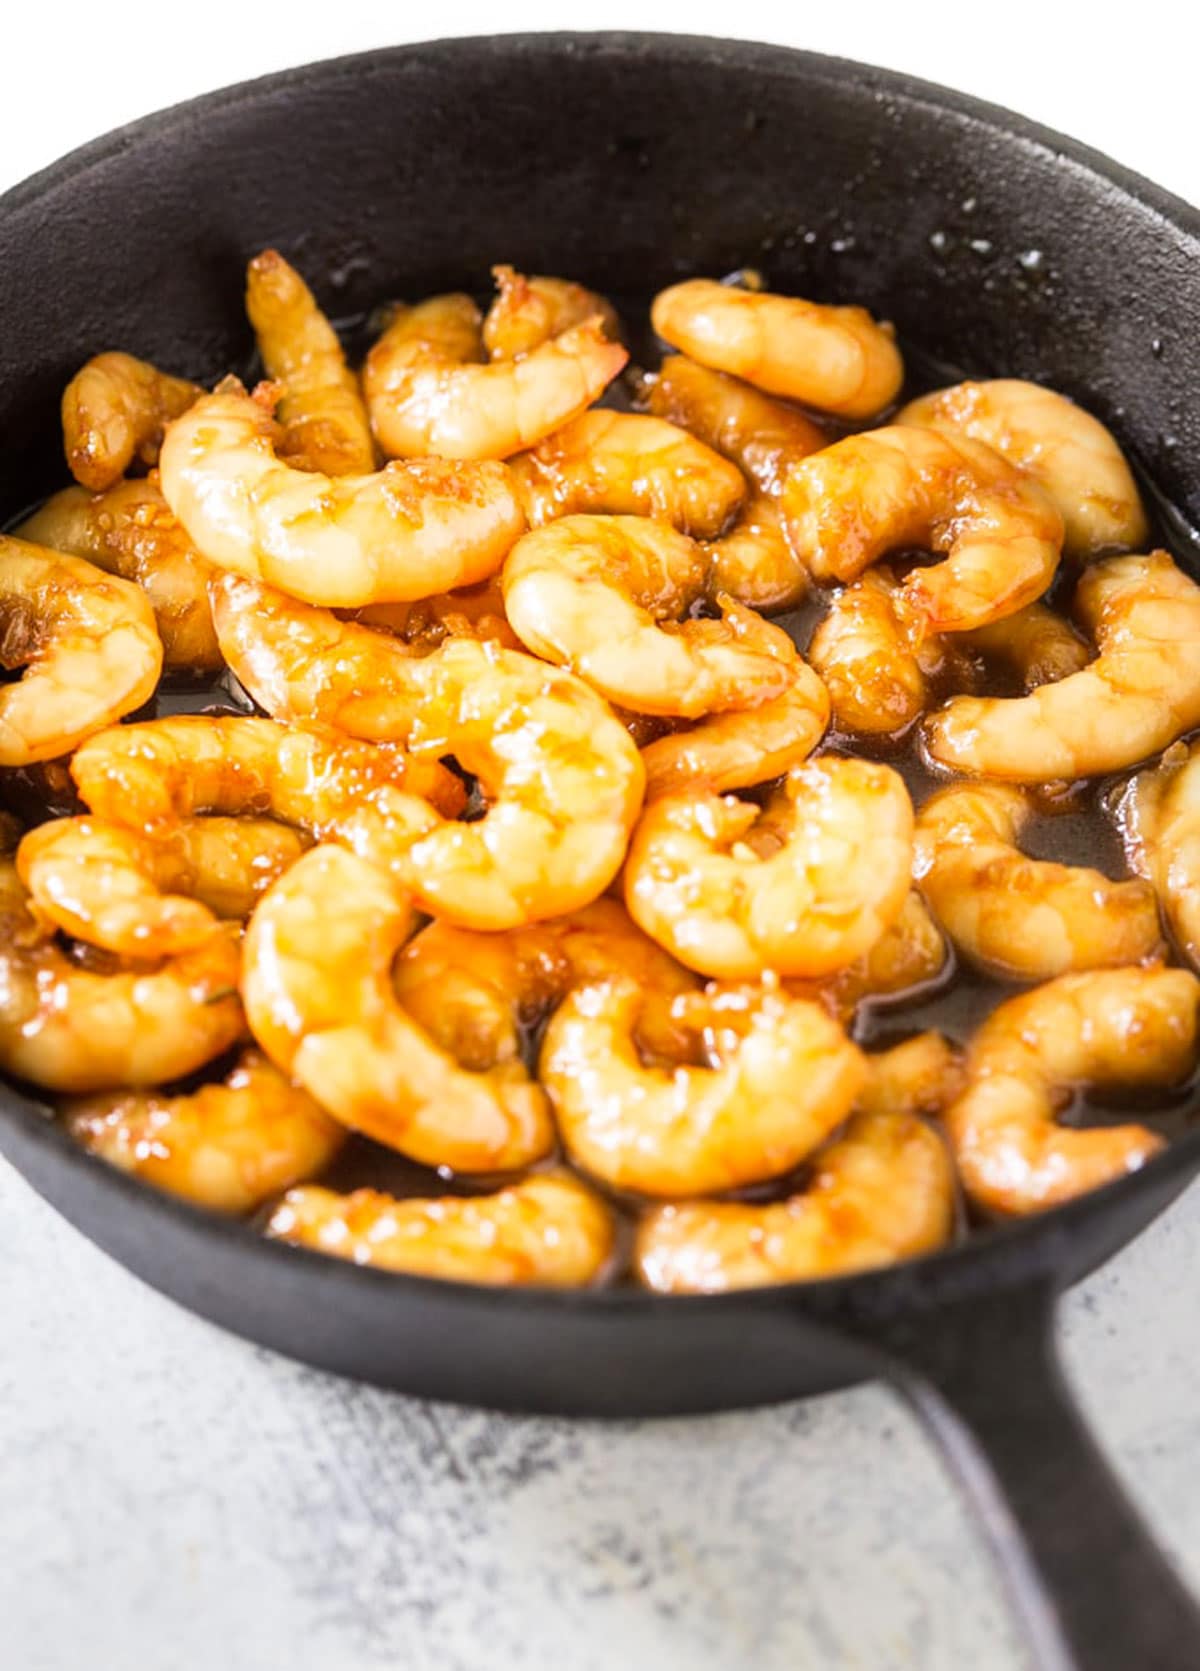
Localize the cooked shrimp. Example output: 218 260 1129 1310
66 1049 343 1214
245 248 375 476
508 411 745 539
635 1106 955 1291
924 552 1200 780
640 624 830 799
0 535 162 766
857 1031 965 1119
18 479 221 672
0 859 243 1093
944 966 1197 1215
702 495 810 613
625 757 913 979
781 426 1064 636
397 638 646 927
364 291 627 460
899 379 1149 560
651 279 903 419
354 575 521 651
1118 741 1200 968
788 890 949 1023
158 380 527 607
914 783 1161 979
807 568 932 738
541 976 866 1196
17 815 308 957
483 265 621 359
644 354 825 496
503 515 791 717
963 601 1090 691
266 1172 615 1286
243 844 553 1171
70 715 463 847
392 898 699 1071
61 351 201 492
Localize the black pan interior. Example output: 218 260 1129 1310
2 32 1200 1411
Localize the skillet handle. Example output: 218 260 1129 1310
878 1283 1200 1671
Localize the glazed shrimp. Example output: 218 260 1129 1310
1118 741 1200 968
644 354 825 496
508 411 745 539
781 426 1065 636
702 495 811 613
61 351 201 492
245 248 375 476
266 1172 616 1286
158 380 527 607
944 966 1197 1216
541 976 866 1196
66 1049 343 1214
914 783 1161 979
924 552 1200 780
963 601 1090 690
789 890 949 1023
0 860 244 1093
364 291 627 460
17 815 308 957
651 279 902 418
635 1106 955 1292
856 1031 965 1119
502 515 791 717
18 479 221 672
243 844 554 1172
625 757 914 979
483 265 621 359
0 535 162 766
807 569 933 738
354 575 521 651
898 379 1149 560
640 620 830 799
392 899 699 1072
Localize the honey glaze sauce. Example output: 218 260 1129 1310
4 310 1198 1283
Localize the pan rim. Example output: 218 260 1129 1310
2 28 1199 1315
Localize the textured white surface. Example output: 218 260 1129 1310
4 9 1200 1667
3 1156 1198 1671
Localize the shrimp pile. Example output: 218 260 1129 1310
3 252 1196 1296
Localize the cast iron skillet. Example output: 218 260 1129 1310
1 33 1198 1671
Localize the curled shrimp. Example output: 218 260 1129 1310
635 1106 955 1292
61 351 201 492
924 552 1200 780
354 575 521 651
898 379 1149 560
914 783 1162 980
650 279 903 419
789 890 949 1024
502 514 791 717
158 380 527 607
18 479 221 672
17 815 308 957
483 265 621 359
245 248 375 476
0 859 244 1093
640 614 830 799
944 966 1197 1216
541 976 866 1196
266 1172 616 1286
0 535 162 766
392 898 699 1072
781 426 1064 636
243 843 554 1172
644 354 825 496
962 601 1090 690
702 494 810 613
625 756 914 979
363 290 627 460
66 1049 343 1214
807 568 935 738
508 411 746 539
1118 741 1200 968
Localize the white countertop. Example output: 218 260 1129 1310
4 9 1200 1668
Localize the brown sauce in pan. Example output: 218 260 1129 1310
4 307 1198 1282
